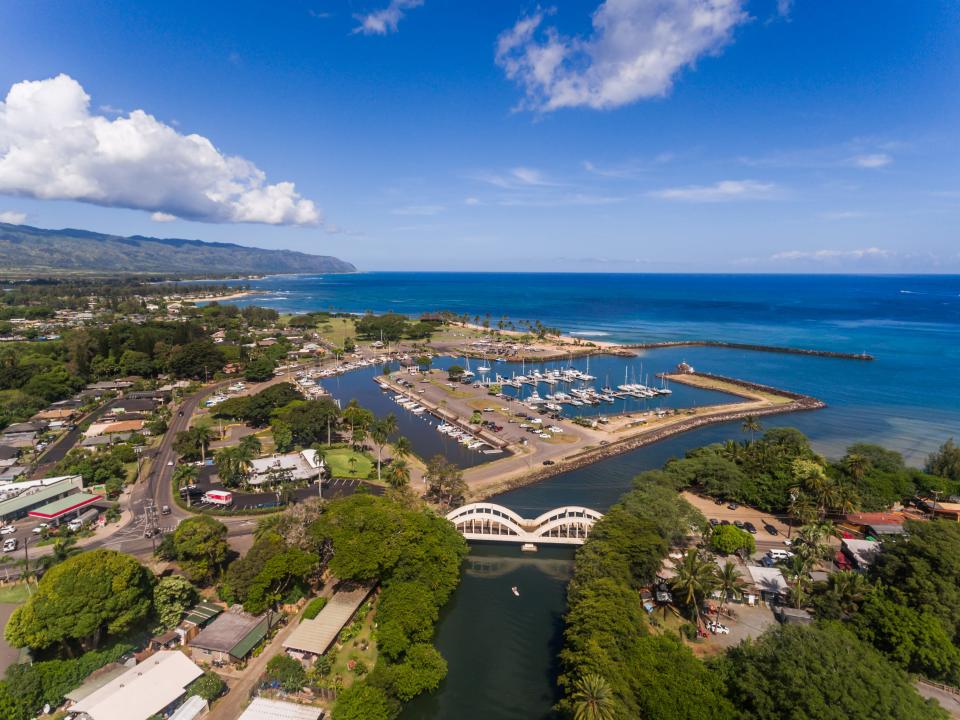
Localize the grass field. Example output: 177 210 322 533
0 582 36 604
325 447 374 478
329 604 378 690
316 317 357 349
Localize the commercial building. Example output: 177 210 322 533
28 491 102 522
71 651 203 720
248 449 324 486
0 475 83 522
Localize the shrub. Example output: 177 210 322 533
303 596 328 621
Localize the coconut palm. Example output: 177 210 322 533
393 435 412 460
843 452 870 482
385 458 411 490
192 423 214 463
173 463 199 490
716 560 748 616
571 673 617 720
825 570 870 615
787 491 818 534
239 434 262 457
741 415 762 442
779 553 812 609
370 421 388 482
670 549 720 628
38 536 81 570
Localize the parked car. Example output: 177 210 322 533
743 522 758 534
727 502 739 510
733 520 745 529
0 525 15 535
764 523 779 535
542 460 555 466
708 518 720 526
708 621 730 635
2 538 17 553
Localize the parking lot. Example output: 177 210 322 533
681 491 791 548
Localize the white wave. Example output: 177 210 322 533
569 331 610 337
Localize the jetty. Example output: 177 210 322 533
620 340 873 361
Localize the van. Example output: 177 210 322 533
767 548 793 561
202 490 233 507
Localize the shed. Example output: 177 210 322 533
842 539 881 570
775 606 813 624
168 695 209 720
284 584 374 660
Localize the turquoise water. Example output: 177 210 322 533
215 272 960 718
227 272 960 464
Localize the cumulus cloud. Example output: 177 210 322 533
850 153 892 168
0 210 26 224
770 247 892 262
0 74 321 225
353 0 423 35
650 179 779 201
151 212 177 222
496 0 748 111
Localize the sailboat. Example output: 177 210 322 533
511 586 520 597
462 356 475 381
477 353 491 374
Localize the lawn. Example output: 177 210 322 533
315 317 357 349
0 581 36 604
324 447 374 479
328 601 378 691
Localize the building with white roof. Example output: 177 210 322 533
238 697 323 720
71 651 203 720
248 449 324 486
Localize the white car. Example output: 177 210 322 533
709 622 730 635
0 525 15 535
167 460 174 466
2 538 17 553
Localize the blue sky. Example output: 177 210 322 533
1 0 958 272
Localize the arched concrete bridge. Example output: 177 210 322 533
446 503 604 546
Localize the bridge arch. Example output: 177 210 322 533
446 503 604 546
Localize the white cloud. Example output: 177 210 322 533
496 0 748 111
353 0 423 35
0 74 321 225
851 153 892 169
0 210 26 224
391 204 444 216
819 210 866 221
151 212 177 222
650 179 779 202
474 167 558 189
464 197 482 206
770 247 892 262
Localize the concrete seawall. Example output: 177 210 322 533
621 340 873 361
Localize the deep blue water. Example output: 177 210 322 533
224 272 960 465
209 272 960 719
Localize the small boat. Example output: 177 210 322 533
511 586 520 597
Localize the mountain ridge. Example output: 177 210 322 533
0 222 356 275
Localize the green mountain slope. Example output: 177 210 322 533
0 223 356 275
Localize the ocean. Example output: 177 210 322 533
214 271 960 719
227 272 960 465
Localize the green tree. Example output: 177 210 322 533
5 550 153 654
385 458 411 490
333 683 391 720
571 673 618 720
447 364 464 381
186 671 226 701
264 654 307 692
171 516 229 585
393 435 411 460
670 549 719 628
716 560 748 615
709 524 755 555
214 445 254 487
243 547 317 614
153 575 197 630
383 643 447 702
167 340 226 379
720 623 947 720
272 419 294 453
741 415 762 442
926 438 960 481
243 355 276 381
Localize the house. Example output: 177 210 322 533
284 584 375 662
31 407 78 422
238 698 323 720
842 538 881 570
746 565 790 604
189 606 271 664
0 432 38 449
84 419 146 437
916 498 960 522
248 449 325 486
176 601 225 645
70 651 203 720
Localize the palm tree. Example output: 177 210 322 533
825 570 870 616
716 560 748 616
670 549 720 629
370 421 388 482
239 434 262 457
39 536 81 570
842 453 870 482
787 491 818 535
393 436 411 460
741 415 762 443
779 554 812 609
192 423 214 463
571 673 617 720
173 463 199 490
385 458 411 489
347 456 358 476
